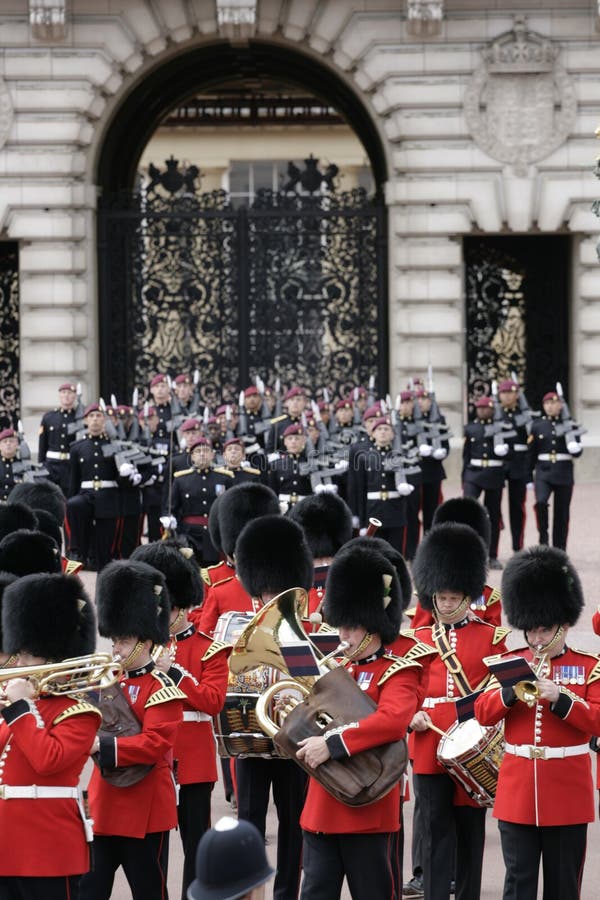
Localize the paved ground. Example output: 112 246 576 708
81 482 600 898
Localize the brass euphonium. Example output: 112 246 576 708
0 653 123 699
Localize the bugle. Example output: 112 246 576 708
0 653 122 699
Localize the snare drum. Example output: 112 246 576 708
436 719 504 807
213 611 279 758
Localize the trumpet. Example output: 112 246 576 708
0 653 123 700
513 645 550 707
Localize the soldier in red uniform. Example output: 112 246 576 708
131 541 230 900
80 560 185 900
475 546 600 900
0 572 100 900
408 523 509 900
296 540 427 900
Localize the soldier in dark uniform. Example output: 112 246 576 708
170 418 203 475
37 382 80 495
172 372 199 419
347 416 409 553
222 437 262 484
397 391 424 561
169 436 233 564
237 386 268 447
530 390 583 550
416 387 449 532
0 428 23 502
266 387 306 453
65 403 128 570
462 396 507 569
268 423 312 513
138 405 170 542
498 378 530 552
149 373 174 445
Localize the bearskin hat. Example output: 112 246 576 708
324 543 402 644
0 502 38 542
288 493 352 559
33 508 62 550
235 515 313 597
208 494 223 556
432 496 491 552
0 529 62 576
219 483 280 558
340 536 412 610
131 541 202 609
412 523 487 611
96 560 170 644
0 571 18 653
502 546 584 630
8 479 66 526
2 573 96 659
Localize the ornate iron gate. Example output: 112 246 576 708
0 243 20 428
98 157 387 403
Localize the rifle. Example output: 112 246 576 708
554 382 587 443
110 394 126 441
128 388 141 442
367 374 376 408
508 371 536 430
482 382 516 446
99 397 118 439
67 382 86 436
16 419 31 461
421 366 453 450
274 378 283 418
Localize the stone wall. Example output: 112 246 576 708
0 0 599 475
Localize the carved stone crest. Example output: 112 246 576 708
0 78 13 154
464 18 577 175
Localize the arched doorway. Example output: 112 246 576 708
96 41 389 403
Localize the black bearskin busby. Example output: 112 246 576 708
324 543 402 644
0 502 37 542
340 536 412 611
412 522 487 610
219 483 280 559
33 508 62 550
8 479 66 525
0 571 18 653
288 493 352 559
208 494 223 558
502 545 584 630
96 560 170 644
2 573 96 660
432 496 491 552
0 529 62 577
131 541 202 609
235 515 313 597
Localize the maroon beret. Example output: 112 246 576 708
284 386 305 401
543 391 560 402
180 418 202 433
475 397 494 409
83 403 102 416
0 429 16 441
224 437 244 449
174 373 192 385
58 382 76 392
189 436 212 451
335 398 353 411
244 386 259 397
498 379 519 393
372 417 392 430
150 373 168 388
399 391 413 403
283 424 305 437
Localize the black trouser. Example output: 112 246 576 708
0 875 81 900
402 487 422 561
377 526 405 556
45 460 71 497
65 494 119 570
118 514 143 559
144 506 162 543
236 757 306 900
506 477 527 551
421 482 443 533
300 830 396 900
463 482 502 558
410 768 423 876
177 782 213 900
498 820 587 900
415 773 486 900
534 480 573 550
79 831 169 900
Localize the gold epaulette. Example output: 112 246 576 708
241 467 261 475
213 467 234 478
378 656 422 686
486 587 502 607
404 606 416 619
570 648 600 684
174 468 193 478
53 701 102 726
400 639 438 663
63 558 83 576
270 414 287 424
146 670 187 706
400 627 416 639
492 626 511 645
202 639 232 661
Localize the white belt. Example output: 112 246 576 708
278 494 308 503
538 453 571 462
81 480 118 489
46 451 70 461
422 696 455 708
469 459 504 468
0 785 80 799
514 444 528 452
182 711 212 723
504 742 589 760
367 490 400 500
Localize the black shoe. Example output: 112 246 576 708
489 557 503 570
403 875 424 898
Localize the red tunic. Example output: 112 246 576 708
408 619 508 805
166 626 230 784
300 650 424 834
194 575 257 635
0 695 101 876
475 645 600 825
87 666 185 838
408 584 502 629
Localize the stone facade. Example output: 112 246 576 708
0 0 599 474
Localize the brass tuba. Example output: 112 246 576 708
0 653 123 699
230 588 408 807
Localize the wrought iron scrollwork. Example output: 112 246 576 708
0 243 19 428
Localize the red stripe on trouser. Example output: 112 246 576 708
157 830 167 900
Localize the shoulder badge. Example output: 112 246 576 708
63 558 84 576
53 701 102 726
492 626 511 645
174 468 193 478
399 628 416 639
377 656 421 686
242 467 261 475
200 568 211 585
270 414 287 424
213 467 234 478
484 585 501 607
400 639 438 663
146 670 187 706
569 648 600 684
202 639 232 661
404 606 416 619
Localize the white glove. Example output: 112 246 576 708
419 444 433 457
322 483 338 494
334 459 348 470
352 516 360 530
129 472 142 486
156 463 164 475
268 452 280 463
160 515 177 531
567 441 580 454
433 447 447 460
494 444 509 457
398 482 415 496
314 483 327 494
359 527 368 536
119 462 134 477
143 475 157 487
526 481 534 491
